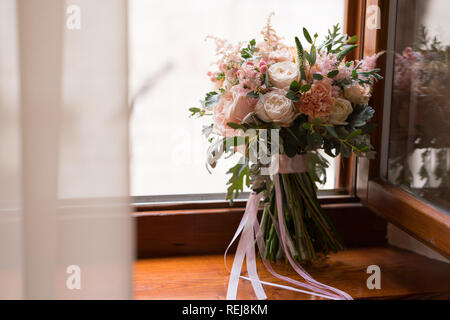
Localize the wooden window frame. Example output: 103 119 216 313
354 0 450 258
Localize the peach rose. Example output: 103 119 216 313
298 80 335 121
344 84 371 105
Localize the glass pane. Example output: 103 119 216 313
388 0 450 212
129 0 345 196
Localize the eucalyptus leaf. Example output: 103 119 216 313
313 73 324 80
303 27 313 44
327 70 339 78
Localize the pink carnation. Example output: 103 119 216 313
298 80 336 121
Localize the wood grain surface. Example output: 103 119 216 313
136 203 387 258
134 246 450 300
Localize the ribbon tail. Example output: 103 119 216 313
273 173 353 300
226 193 266 300
245 205 267 300
253 219 341 300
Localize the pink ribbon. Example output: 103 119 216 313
225 155 353 300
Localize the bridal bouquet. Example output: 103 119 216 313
189 14 382 299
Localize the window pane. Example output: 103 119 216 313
387 0 450 212
129 0 345 196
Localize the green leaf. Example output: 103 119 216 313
336 44 358 61
327 70 339 78
226 158 250 202
347 35 358 44
226 122 247 130
356 144 370 152
303 27 313 44
307 132 323 149
241 39 257 60
313 73 324 80
201 91 219 109
304 51 313 67
300 84 311 92
302 122 312 130
286 90 300 102
289 80 300 92
306 151 329 186
346 129 362 140
346 104 375 128
361 123 377 134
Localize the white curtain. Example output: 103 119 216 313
0 0 133 299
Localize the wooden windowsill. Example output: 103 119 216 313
134 246 450 300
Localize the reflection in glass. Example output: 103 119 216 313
388 0 450 212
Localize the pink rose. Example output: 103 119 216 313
212 90 256 136
213 92 236 136
298 79 335 121
226 89 257 123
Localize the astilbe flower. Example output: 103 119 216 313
206 35 243 89
260 12 283 49
335 61 353 81
309 52 339 77
360 52 384 72
257 12 290 63
357 51 384 83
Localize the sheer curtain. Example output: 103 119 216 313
0 0 133 299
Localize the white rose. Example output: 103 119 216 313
329 98 353 125
344 84 371 105
255 89 297 126
268 61 299 90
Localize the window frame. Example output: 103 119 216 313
355 0 450 258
